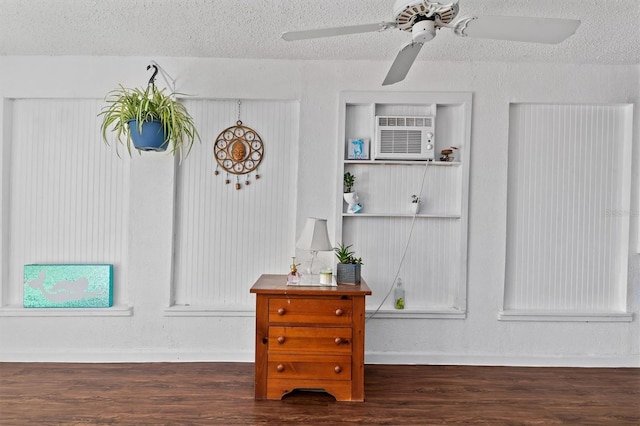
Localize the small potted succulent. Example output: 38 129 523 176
334 243 363 284
410 194 421 214
99 66 199 161
344 171 356 193
343 172 362 214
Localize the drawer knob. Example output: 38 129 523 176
276 364 285 372
277 308 286 315
277 336 285 344
334 365 342 374
335 308 343 316
334 337 343 345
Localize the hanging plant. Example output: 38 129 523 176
99 65 199 162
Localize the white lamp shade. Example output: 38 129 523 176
296 218 333 251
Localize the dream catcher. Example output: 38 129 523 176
214 100 264 190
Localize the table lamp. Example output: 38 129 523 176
296 217 333 275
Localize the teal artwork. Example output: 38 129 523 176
23 264 113 308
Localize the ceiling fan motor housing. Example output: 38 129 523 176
393 0 459 31
412 20 436 42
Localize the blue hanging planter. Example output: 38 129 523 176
127 119 168 152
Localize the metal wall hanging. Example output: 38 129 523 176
214 100 264 190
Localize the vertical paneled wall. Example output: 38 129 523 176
343 217 462 309
504 103 632 312
172 99 299 308
4 99 130 306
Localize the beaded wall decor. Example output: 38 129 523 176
214 100 264 190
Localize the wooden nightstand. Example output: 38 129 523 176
250 274 372 402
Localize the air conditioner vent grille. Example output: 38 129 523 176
379 130 423 154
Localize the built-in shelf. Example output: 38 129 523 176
498 310 634 322
342 213 461 219
0 305 133 317
337 91 472 317
365 308 466 320
164 305 255 317
344 160 461 166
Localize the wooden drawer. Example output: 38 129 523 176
268 297 352 325
268 354 351 381
268 326 353 354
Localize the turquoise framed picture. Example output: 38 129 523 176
23 264 114 308
347 138 370 160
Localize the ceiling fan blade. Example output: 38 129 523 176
382 41 424 86
460 15 580 44
282 22 396 41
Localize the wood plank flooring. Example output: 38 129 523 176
1 362 638 425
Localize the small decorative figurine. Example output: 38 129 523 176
440 146 458 162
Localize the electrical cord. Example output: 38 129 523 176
365 159 431 322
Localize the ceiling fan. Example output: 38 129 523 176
281 0 581 86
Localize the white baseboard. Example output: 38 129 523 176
2 350 638 367
364 352 640 368
0 350 255 363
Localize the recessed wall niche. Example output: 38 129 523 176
1 98 130 310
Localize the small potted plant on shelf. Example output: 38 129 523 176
334 243 363 284
410 194 421 214
99 66 199 162
344 171 355 193
343 172 362 214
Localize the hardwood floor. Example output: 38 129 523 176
1 362 638 425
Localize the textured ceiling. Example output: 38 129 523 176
1 0 639 65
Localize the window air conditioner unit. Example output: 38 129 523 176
374 115 435 160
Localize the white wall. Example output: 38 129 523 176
0 56 638 366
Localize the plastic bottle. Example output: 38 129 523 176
394 278 405 309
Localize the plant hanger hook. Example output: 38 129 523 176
147 64 159 87
147 60 177 94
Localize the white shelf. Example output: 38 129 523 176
164 305 255 317
344 160 461 166
365 308 466 320
498 310 634 322
342 213 461 219
0 305 133 317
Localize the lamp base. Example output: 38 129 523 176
303 250 329 275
